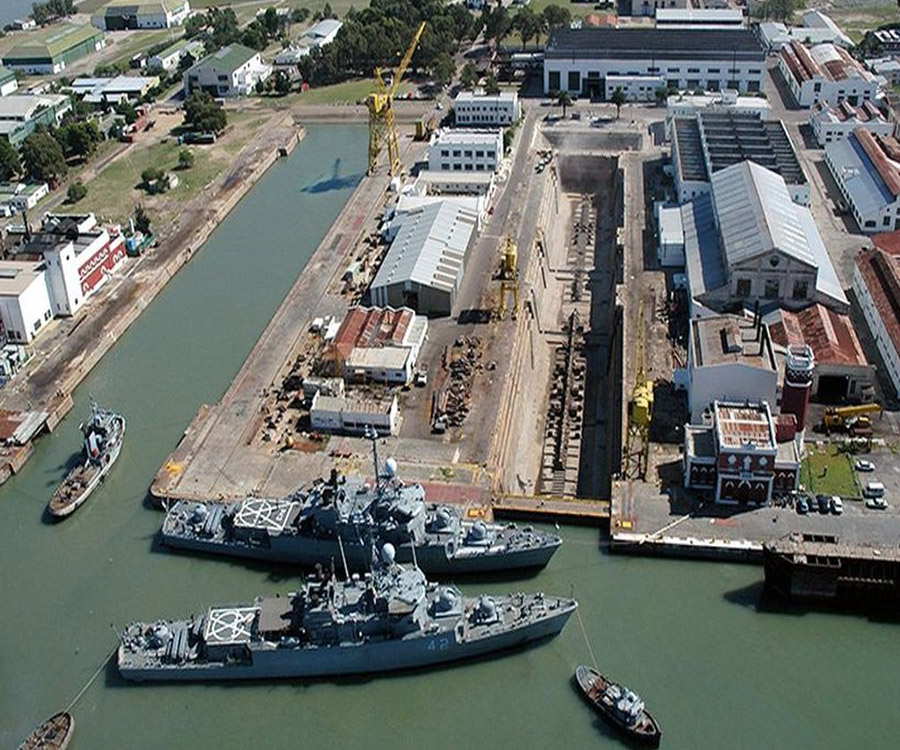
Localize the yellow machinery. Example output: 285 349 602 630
624 301 654 480
823 402 883 432
496 234 520 320
366 21 426 176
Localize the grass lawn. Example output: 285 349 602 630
801 444 861 499
75 138 220 224
819 1 899 43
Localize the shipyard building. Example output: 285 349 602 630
542 27 766 100
92 0 191 30
2 25 106 75
453 90 520 127
678 161 847 315
0 94 72 148
808 101 892 146
825 129 900 233
0 67 18 97
184 44 271 98
778 42 880 108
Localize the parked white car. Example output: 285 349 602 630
855 459 875 472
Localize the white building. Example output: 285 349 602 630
631 0 688 17
0 182 49 213
300 19 342 48
681 161 848 315
801 10 853 48
809 100 892 146
665 89 770 126
760 21 853 52
656 203 685 267
867 57 900 86
0 67 18 97
654 8 744 30
148 38 204 73
454 89 520 127
412 170 494 198
184 44 272 98
310 392 399 436
779 42 880 108
854 237 900 395
370 201 478 316
24 214 127 317
825 128 900 233
427 129 503 174
543 27 766 97
685 314 779 424
69 75 159 104
0 260 53 344
92 0 191 31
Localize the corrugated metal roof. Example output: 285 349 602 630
681 193 724 297
371 202 476 295
712 161 815 267
796 205 849 308
826 133 896 216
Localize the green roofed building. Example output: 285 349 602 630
0 67 18 97
92 0 191 31
2 24 106 76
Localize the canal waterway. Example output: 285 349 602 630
1 124 898 750
0 0 35 27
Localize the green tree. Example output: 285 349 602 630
183 91 227 133
0 138 21 181
141 166 164 188
431 52 456 90
484 6 512 46
56 120 101 160
67 181 87 203
274 70 292 95
178 148 195 170
556 90 573 118
611 86 627 119
291 7 311 23
541 5 570 29
115 99 138 125
263 7 282 36
655 86 669 106
134 204 151 234
484 72 500 96
512 7 541 49
460 62 479 90
184 12 207 39
21 132 67 183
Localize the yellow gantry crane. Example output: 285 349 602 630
366 21 426 176
496 234 520 320
624 301 654 480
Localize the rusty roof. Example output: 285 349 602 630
767 304 868 368
330 306 415 361
857 240 900 355
714 401 776 451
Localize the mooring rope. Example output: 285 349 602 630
64 644 117 714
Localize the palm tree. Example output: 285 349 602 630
611 87 627 119
556 90 573 118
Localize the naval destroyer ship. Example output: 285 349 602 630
118 543 577 681
159 433 560 574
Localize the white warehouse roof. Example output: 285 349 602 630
371 201 477 295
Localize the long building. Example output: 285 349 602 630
92 0 190 30
825 128 900 234
2 24 106 75
853 234 900 396
671 111 808 205
779 42 880 109
809 100 892 146
543 27 766 99
370 202 477 316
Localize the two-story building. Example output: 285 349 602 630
427 129 503 174
779 42 880 108
184 44 272 98
454 90 520 127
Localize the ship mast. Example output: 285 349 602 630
365 425 382 501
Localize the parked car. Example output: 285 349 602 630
863 481 885 498
816 494 830 514
865 496 887 510
831 496 844 515
796 496 809 514
855 459 875 472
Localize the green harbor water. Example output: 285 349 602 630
1 124 898 750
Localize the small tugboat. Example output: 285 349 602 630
18 711 73 750
575 665 661 747
48 402 126 518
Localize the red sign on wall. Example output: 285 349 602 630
78 237 126 296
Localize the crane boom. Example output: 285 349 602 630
366 21 427 176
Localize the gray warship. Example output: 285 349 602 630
118 544 577 681
159 432 560 574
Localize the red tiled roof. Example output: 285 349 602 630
854 128 900 198
330 306 414 360
781 44 812 84
767 304 868 367
856 243 900 355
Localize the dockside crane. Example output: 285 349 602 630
624 301 654 480
495 234 520 320
366 21 426 176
